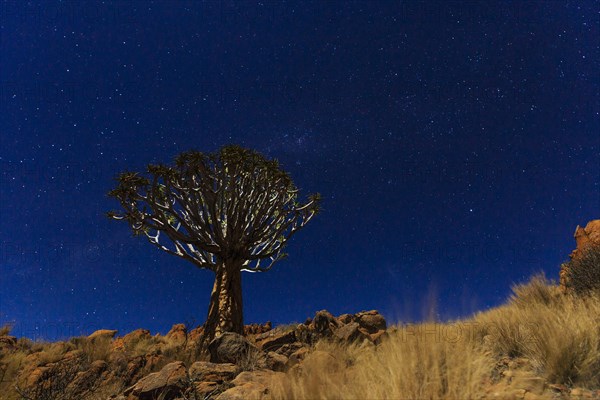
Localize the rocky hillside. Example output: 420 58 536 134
1 220 599 400
0 310 387 399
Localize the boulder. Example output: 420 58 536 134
209 332 257 364
188 361 238 382
356 310 387 333
124 361 187 400
256 329 296 352
311 310 338 336
88 329 118 342
337 314 354 324
334 322 368 343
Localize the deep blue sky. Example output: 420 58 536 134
1 1 598 340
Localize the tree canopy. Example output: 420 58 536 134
107 145 321 273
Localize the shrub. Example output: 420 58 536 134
0 324 13 336
564 244 600 296
510 273 561 308
474 275 600 386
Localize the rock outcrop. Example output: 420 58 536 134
2 309 389 400
560 219 600 292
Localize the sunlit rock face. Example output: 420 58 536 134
560 219 600 293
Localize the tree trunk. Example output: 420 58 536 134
203 259 244 341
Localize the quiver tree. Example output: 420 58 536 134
107 145 320 340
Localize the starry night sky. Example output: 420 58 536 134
1 1 598 340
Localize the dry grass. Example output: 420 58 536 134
272 330 494 400
1 274 598 399
0 324 13 336
474 277 600 386
272 274 600 399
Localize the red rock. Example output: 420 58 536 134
208 332 257 364
337 314 354 324
188 361 238 382
123 329 151 346
244 321 272 335
189 326 204 342
311 310 338 336
66 360 108 396
560 219 600 292
356 310 387 333
124 361 187 400
166 324 187 343
334 322 368 343
256 329 296 352
88 329 118 341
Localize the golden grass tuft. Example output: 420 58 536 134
473 278 600 386
272 275 600 398
272 328 495 399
